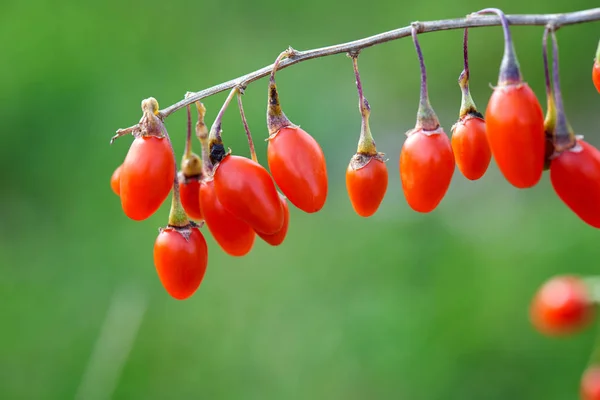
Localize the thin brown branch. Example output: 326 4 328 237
115 8 600 135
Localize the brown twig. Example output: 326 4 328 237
114 8 600 135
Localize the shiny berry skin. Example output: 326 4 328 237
485 83 545 188
550 140 600 228
153 226 208 300
346 157 388 217
581 366 600 400
257 194 290 246
593 62 600 94
267 127 328 213
400 129 455 213
451 116 491 181
178 175 203 221
111 164 122 196
120 136 175 221
200 179 255 257
214 155 283 235
530 275 594 336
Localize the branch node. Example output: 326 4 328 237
410 21 425 34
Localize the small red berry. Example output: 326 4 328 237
257 194 290 246
346 155 388 217
550 139 600 228
214 155 284 235
110 164 122 196
451 115 490 181
200 179 255 257
400 129 455 213
485 83 545 188
179 175 203 221
120 136 175 221
530 275 594 336
153 226 208 300
267 127 328 213
581 366 600 400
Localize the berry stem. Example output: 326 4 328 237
549 29 576 152
237 90 258 163
411 25 440 132
208 87 238 164
267 49 296 135
458 28 480 119
160 124 189 228
194 101 212 176
596 39 600 63
350 54 377 155
542 27 556 133
474 8 522 84
184 104 192 158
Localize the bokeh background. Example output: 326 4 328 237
2 0 600 399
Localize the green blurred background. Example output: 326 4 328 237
2 0 600 399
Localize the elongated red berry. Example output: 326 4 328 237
111 164 122 196
475 8 545 188
257 194 290 246
154 226 208 300
120 135 175 221
550 140 600 228
266 50 328 213
214 154 284 235
200 179 255 257
530 275 594 336
582 366 600 400
179 176 203 220
400 27 455 213
593 40 600 94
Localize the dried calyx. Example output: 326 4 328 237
267 48 298 136
110 97 164 143
208 88 238 165
410 24 441 133
473 8 522 85
348 53 385 170
180 104 203 181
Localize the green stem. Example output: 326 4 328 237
351 54 376 155
411 25 440 132
542 27 556 132
160 124 189 227
237 91 258 163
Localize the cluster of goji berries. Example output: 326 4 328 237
110 8 600 397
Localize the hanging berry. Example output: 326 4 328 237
582 366 600 400
237 91 290 246
593 39 600 93
153 127 208 300
118 98 176 221
210 88 285 235
399 25 455 213
266 49 329 213
195 99 256 257
474 8 545 189
345 53 388 217
450 28 491 181
546 29 600 228
530 275 595 336
178 104 204 221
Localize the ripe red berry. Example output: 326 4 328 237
179 174 203 220
346 156 388 217
200 179 255 257
153 226 208 300
267 127 328 213
451 116 490 180
110 164 122 196
120 136 175 221
581 366 600 400
485 84 545 188
550 139 600 228
400 129 455 213
257 194 290 246
530 275 594 336
214 154 284 235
